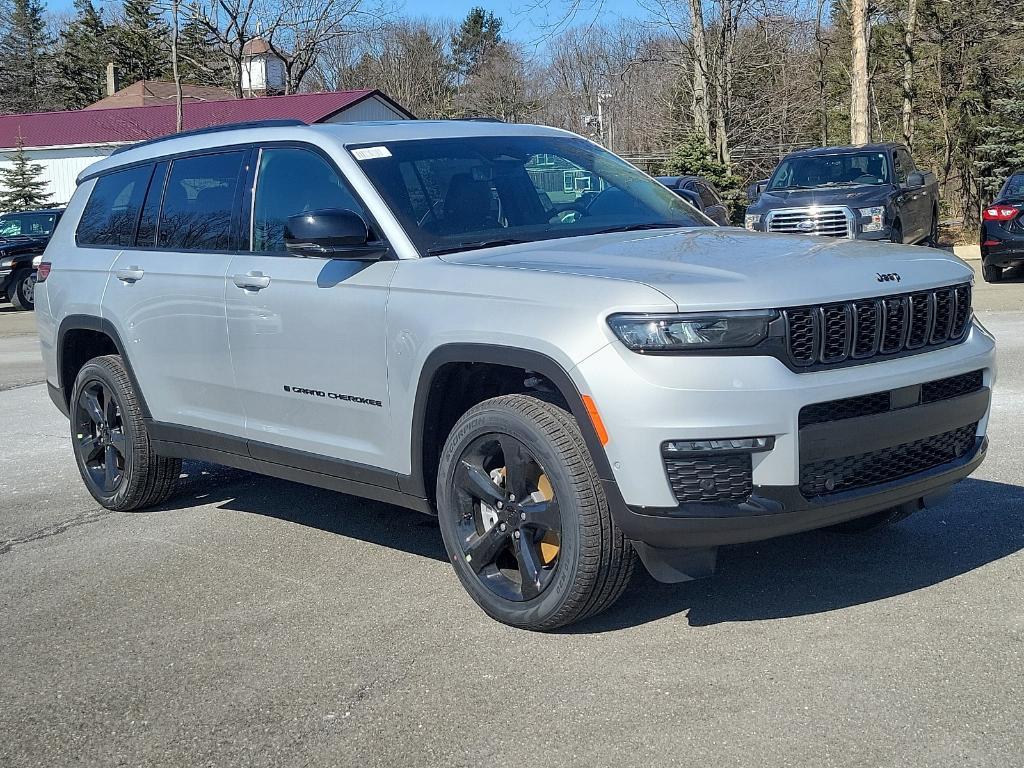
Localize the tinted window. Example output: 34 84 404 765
252 147 367 253
895 149 914 184
0 212 58 237
354 135 707 255
157 152 245 251
77 166 152 246
1001 173 1024 200
698 183 719 208
135 161 168 246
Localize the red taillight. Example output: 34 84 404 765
36 262 51 282
982 205 1019 221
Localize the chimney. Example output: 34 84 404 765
105 63 118 97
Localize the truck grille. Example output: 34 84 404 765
663 454 752 504
799 423 977 498
783 284 971 368
765 206 853 238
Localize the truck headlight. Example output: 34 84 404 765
0 257 13 273
608 310 776 352
32 254 43 267
744 214 761 231
859 206 885 232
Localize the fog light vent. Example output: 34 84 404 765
662 454 753 504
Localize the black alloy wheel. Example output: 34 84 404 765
452 433 562 602
73 378 129 497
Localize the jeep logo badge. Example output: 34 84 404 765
876 272 901 283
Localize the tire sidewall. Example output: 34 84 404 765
10 269 34 310
436 403 584 628
70 359 139 509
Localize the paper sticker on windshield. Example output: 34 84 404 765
352 146 392 160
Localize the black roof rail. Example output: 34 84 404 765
110 119 307 156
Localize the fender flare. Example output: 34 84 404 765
55 314 152 419
402 342 616 500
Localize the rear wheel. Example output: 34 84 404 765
436 394 634 631
70 355 181 511
7 269 35 311
982 263 1003 283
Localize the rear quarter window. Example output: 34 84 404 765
76 165 153 246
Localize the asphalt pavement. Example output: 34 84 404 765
1 269 1022 767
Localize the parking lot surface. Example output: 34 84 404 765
2 264 1022 767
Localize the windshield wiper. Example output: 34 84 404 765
772 184 815 190
589 222 684 235
426 238 529 256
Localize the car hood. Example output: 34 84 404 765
440 228 973 311
749 185 891 212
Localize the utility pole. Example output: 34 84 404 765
598 92 612 148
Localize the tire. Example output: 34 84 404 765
890 221 904 245
436 394 634 631
982 263 1003 283
70 355 181 511
825 503 917 534
924 210 939 247
7 269 35 311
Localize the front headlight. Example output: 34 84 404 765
744 214 761 231
0 257 13 272
608 310 776 352
859 206 886 232
32 254 43 267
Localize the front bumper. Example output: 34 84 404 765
574 321 995 547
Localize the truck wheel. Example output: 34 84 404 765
7 269 35 311
436 394 634 631
890 221 903 245
70 355 181 511
982 263 1002 283
924 210 939 247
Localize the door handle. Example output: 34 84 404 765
115 267 144 283
232 272 271 291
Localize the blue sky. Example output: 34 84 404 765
45 0 653 42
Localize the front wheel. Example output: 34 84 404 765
70 355 181 511
436 394 634 631
7 269 35 310
890 221 904 245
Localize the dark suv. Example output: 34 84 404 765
0 208 63 311
980 170 1024 282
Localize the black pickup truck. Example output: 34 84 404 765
0 208 63 311
744 143 939 245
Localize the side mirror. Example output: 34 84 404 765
676 188 703 210
747 179 768 202
906 171 925 188
284 208 386 259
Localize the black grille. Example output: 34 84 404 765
798 369 985 428
783 283 971 369
800 423 978 498
921 369 984 404
664 454 752 504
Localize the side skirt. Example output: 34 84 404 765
148 421 432 515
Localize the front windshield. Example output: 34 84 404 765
0 212 56 238
350 135 710 255
768 151 890 191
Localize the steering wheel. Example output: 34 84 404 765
550 201 590 224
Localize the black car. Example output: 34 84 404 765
980 170 1024 283
0 208 63 311
656 175 731 225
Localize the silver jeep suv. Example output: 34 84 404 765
35 120 996 630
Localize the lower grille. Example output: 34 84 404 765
799 369 985 428
799 423 978 498
664 454 752 504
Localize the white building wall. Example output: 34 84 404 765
326 96 408 122
0 145 121 209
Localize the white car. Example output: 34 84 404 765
34 119 995 630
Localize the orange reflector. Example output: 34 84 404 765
581 395 609 445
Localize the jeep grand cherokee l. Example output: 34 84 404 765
35 120 995 630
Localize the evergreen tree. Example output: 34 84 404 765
110 0 169 84
662 135 744 223
0 135 53 210
0 0 56 114
56 0 111 109
976 82 1024 199
451 7 502 81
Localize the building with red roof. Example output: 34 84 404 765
0 86 413 207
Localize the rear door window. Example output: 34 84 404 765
698 183 720 208
157 151 246 251
76 165 152 246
